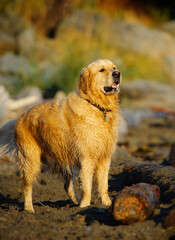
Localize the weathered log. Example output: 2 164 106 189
0 85 42 121
169 143 175 167
111 183 160 224
151 106 175 116
123 163 175 202
163 208 175 229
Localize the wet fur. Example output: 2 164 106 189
0 59 120 212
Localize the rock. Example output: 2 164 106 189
58 10 175 79
0 85 43 121
0 12 27 37
56 10 104 37
0 52 32 75
121 80 175 109
118 114 128 136
0 85 10 121
39 62 60 83
0 31 16 55
163 49 175 75
17 28 36 58
122 106 174 128
122 109 140 127
110 21 174 57
162 21 175 36
121 80 174 99
0 52 36 94
16 87 42 100
0 85 10 103
10 87 43 113
17 26 58 61
122 108 155 127
0 12 28 55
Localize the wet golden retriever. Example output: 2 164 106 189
0 59 121 212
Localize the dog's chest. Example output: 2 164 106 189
73 114 118 158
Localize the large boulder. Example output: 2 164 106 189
162 21 175 36
0 52 32 75
0 85 43 122
57 10 175 79
0 85 10 121
0 31 16 55
17 28 36 58
121 80 175 108
121 79 174 99
0 12 27 56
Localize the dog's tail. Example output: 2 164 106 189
0 119 17 161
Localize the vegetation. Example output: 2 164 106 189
7 33 169 96
0 0 173 95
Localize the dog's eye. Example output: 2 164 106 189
99 68 105 72
113 67 116 70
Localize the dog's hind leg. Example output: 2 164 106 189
17 149 41 213
23 184 34 212
64 175 80 205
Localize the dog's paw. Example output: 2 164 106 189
72 197 81 205
80 200 90 208
25 205 35 213
102 195 112 206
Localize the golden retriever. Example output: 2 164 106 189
0 59 120 212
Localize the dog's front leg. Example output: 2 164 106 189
96 158 112 206
80 159 95 208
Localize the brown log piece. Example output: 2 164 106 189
151 106 175 116
123 163 175 202
169 143 175 167
163 208 175 229
111 183 160 224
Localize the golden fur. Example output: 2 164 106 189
0 59 120 212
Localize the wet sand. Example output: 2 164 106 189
0 118 175 240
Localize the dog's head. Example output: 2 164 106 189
78 59 121 98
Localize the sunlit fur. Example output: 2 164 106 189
0 59 120 212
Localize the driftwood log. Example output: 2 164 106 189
169 143 175 167
111 183 160 224
0 85 42 121
123 163 175 202
163 208 175 229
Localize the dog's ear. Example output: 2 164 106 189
78 67 90 94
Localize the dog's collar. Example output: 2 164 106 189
83 98 111 121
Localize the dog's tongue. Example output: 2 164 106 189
112 83 119 88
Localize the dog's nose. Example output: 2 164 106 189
112 71 120 78
115 79 120 85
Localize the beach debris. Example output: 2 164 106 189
111 183 160 224
124 163 175 202
151 106 175 116
163 208 175 229
169 143 175 167
0 85 42 121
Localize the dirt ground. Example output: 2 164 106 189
0 117 175 240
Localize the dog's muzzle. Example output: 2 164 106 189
103 70 121 94
112 71 120 85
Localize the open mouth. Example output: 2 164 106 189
104 83 120 94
